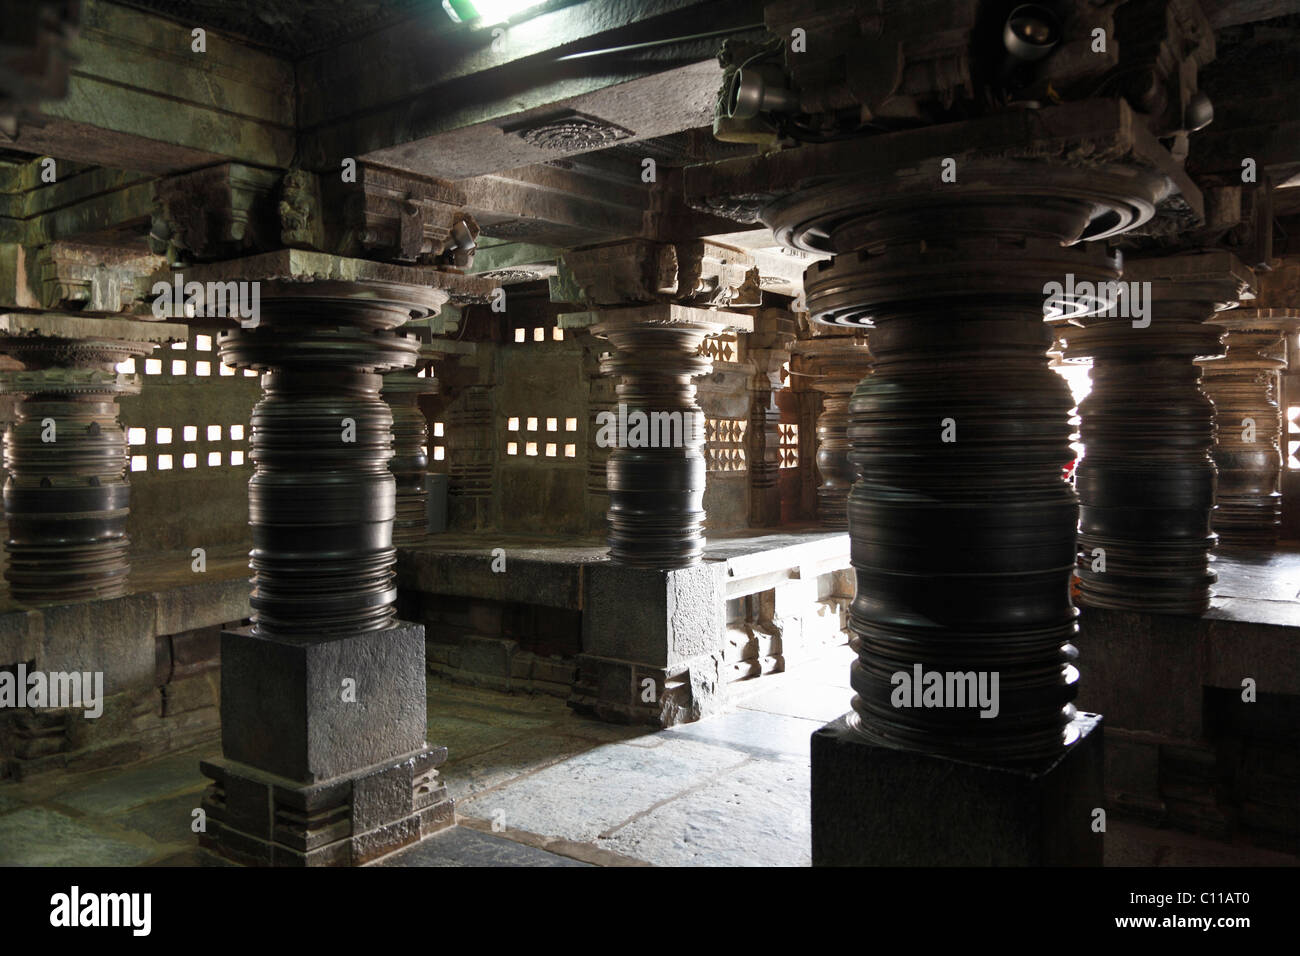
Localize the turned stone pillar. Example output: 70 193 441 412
1197 310 1300 548
557 239 758 569
593 306 745 567
176 249 483 866
791 333 871 530
689 110 1192 860
1060 252 1251 614
742 309 795 527
0 313 184 603
762 156 1159 766
382 346 441 546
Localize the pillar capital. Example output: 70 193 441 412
554 238 761 312
151 162 480 269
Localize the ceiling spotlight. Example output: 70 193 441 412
1003 4 1060 62
443 0 543 26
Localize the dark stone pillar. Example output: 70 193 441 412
0 313 182 603
743 309 795 528
1060 253 1250 613
791 333 871 530
1197 311 1298 549
183 251 471 866
556 239 758 569
382 360 439 546
595 305 738 568
702 148 1167 863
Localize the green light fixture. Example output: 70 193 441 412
442 0 543 25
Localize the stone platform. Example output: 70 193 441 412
1076 547 1300 852
396 527 853 726
0 545 251 779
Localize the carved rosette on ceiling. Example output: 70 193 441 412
510 112 635 152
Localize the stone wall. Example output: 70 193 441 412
118 320 260 550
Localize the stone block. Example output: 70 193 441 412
219 621 427 782
568 654 704 726
200 821 271 866
1076 607 1202 737
467 602 504 635
352 759 414 833
418 799 455 837
352 815 421 865
271 837 352 867
0 609 42 677
458 634 517 681
221 767 273 840
153 578 252 638
160 672 219 717
40 595 156 697
582 562 725 667
812 713 1104 866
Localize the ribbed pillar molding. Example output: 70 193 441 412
791 333 871 530
1060 253 1251 614
1196 309 1300 548
219 297 421 636
760 158 1167 763
0 313 182 603
592 304 745 568
382 358 440 546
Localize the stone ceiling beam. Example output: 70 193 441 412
300 0 763 180
9 1 294 174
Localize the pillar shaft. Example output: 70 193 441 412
382 367 438 546
1197 312 1297 548
596 306 731 568
1061 257 1249 613
743 319 793 528
558 239 757 569
793 335 871 530
762 158 1162 762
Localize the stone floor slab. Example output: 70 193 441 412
53 750 209 815
0 807 160 866
442 733 601 801
381 824 590 867
663 708 827 760
599 756 811 866
117 790 208 845
459 735 748 843
738 682 854 723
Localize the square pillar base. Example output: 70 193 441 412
202 619 452 865
219 621 429 781
198 746 454 866
811 712 1104 866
